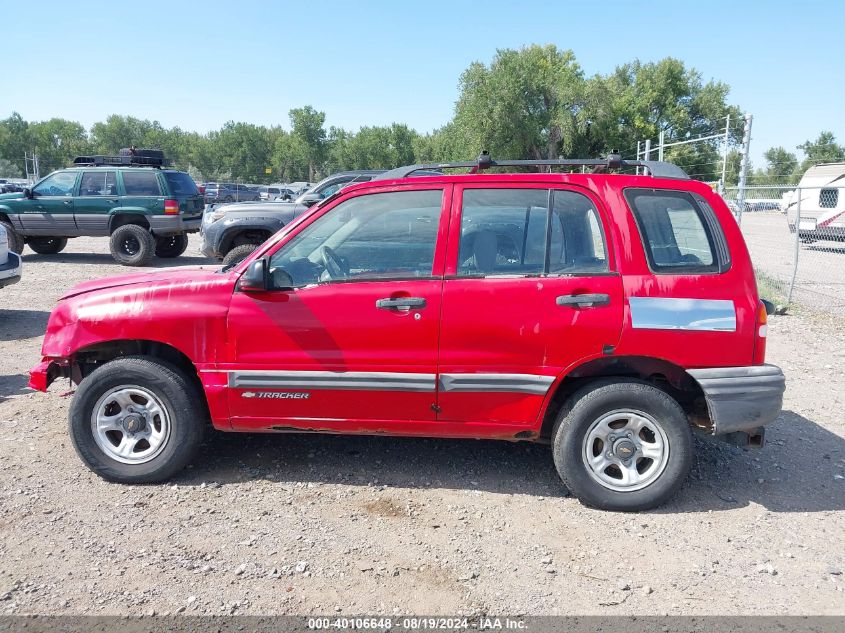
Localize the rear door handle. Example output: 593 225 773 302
556 293 611 308
376 297 427 310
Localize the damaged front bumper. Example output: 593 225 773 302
688 364 785 444
29 357 70 392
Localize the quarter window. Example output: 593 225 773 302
270 189 443 287
122 171 161 196
626 190 718 272
819 189 839 209
457 189 608 277
79 171 117 196
32 171 77 197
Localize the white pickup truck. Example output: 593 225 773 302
0 223 22 288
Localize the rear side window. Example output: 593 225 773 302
79 171 117 196
122 171 161 196
625 189 721 273
164 172 198 196
820 189 838 208
457 188 608 277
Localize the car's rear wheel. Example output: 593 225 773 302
109 224 155 266
222 243 258 267
68 357 206 483
0 220 24 254
27 237 68 255
155 233 189 258
552 379 692 511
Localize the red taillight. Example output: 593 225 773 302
164 199 180 215
753 300 768 365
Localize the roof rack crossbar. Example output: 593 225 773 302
71 154 171 168
373 152 689 181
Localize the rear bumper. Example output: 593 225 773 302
0 252 21 287
688 364 785 435
148 215 203 235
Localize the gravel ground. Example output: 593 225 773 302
0 235 844 616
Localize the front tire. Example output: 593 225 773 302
68 357 206 483
0 220 24 254
155 233 189 258
552 379 692 511
109 224 155 266
27 236 68 255
222 243 258 266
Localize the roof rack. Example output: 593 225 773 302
373 151 690 181
71 152 170 168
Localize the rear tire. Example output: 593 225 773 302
0 220 24 254
222 243 258 266
109 224 155 266
155 233 189 258
27 236 68 255
552 379 693 512
68 356 206 483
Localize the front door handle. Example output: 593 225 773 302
63 200 72 205
556 293 611 308
376 297 427 310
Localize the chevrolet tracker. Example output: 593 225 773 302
30 153 785 511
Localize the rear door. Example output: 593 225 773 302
437 184 624 427
74 170 119 235
22 170 79 235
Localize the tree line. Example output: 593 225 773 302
0 45 842 185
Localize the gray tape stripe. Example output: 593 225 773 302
629 297 736 332
229 370 436 392
439 373 555 395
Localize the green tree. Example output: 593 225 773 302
797 131 845 171
0 157 22 178
289 106 327 181
0 112 31 174
28 118 90 173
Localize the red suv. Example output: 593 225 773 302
30 154 785 511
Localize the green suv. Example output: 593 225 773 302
0 152 204 266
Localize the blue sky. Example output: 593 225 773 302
2 0 841 165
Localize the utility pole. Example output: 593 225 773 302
658 130 665 161
735 113 753 226
719 113 730 195
644 139 651 161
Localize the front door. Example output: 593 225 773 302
74 170 119 235
225 186 450 431
437 184 624 428
22 170 78 235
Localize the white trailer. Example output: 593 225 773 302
784 163 845 241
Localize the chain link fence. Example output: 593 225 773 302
723 184 845 314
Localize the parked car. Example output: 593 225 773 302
0 222 22 288
258 185 294 201
30 153 785 512
204 183 261 203
0 151 204 266
200 171 387 265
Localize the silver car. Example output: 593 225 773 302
0 223 22 288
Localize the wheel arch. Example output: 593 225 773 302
219 224 274 255
108 212 151 234
538 355 709 442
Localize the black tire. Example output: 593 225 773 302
223 196 233 203
155 233 189 258
27 236 68 255
552 379 693 512
222 243 258 266
0 220 24 254
68 356 206 483
109 224 155 266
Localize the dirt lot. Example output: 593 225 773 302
0 235 844 616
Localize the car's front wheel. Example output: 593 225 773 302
222 243 258 267
155 233 189 258
27 237 68 255
552 379 692 511
68 357 206 483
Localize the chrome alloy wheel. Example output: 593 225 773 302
581 409 670 492
90 386 171 464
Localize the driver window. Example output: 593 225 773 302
269 189 443 288
32 171 77 197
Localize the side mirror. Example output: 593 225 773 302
761 298 775 316
23 188 33 199
238 259 269 292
